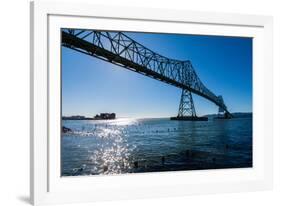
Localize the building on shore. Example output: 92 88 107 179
94 113 116 120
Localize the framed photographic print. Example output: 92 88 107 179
30 1 273 205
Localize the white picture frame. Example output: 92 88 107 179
30 0 273 205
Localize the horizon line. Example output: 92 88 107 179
62 111 253 119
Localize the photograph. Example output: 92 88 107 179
61 28 252 176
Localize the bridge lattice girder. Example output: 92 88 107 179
61 29 230 114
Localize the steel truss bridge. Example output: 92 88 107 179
62 29 232 119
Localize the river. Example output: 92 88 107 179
62 117 252 176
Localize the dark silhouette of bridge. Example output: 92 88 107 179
62 29 232 119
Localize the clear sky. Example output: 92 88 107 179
62 31 252 118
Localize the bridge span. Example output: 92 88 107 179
61 29 232 119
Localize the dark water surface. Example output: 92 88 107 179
62 117 252 176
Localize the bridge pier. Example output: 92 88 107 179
214 96 232 119
170 89 208 121
215 111 232 119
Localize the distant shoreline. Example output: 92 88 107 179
62 117 96 120
62 112 252 121
62 113 116 120
204 112 252 118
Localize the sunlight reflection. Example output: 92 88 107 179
108 118 138 126
84 119 137 174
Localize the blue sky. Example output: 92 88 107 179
62 31 252 118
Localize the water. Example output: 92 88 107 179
62 117 252 176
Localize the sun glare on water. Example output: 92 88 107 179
78 118 139 175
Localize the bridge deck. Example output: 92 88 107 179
61 30 231 115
